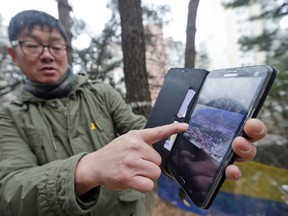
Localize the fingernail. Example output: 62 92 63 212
178 123 189 129
240 144 251 152
233 172 242 181
254 124 264 134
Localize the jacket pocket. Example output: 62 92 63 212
117 190 146 216
26 127 47 165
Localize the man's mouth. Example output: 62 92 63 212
40 66 56 73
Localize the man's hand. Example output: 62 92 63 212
226 118 267 180
75 122 189 196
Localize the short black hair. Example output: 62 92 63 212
8 10 68 43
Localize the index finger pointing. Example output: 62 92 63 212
140 123 189 145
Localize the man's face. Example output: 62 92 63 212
8 25 68 84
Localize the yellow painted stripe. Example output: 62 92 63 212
221 161 288 203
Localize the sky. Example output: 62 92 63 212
0 0 211 48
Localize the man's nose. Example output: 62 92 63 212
40 47 54 60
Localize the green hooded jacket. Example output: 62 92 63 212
0 74 148 216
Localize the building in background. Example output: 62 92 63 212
164 37 185 69
145 24 168 104
195 0 273 70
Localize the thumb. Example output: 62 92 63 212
141 122 189 145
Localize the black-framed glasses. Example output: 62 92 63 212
11 40 67 58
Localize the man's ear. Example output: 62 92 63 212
7 47 19 66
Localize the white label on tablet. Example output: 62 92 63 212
164 121 179 151
177 89 196 118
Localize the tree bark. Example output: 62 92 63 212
118 0 152 118
184 0 200 68
57 0 73 65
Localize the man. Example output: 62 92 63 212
0 10 266 215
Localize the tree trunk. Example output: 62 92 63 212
57 0 73 65
118 0 152 118
184 0 200 68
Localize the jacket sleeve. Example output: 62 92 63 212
100 83 147 134
0 111 99 216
